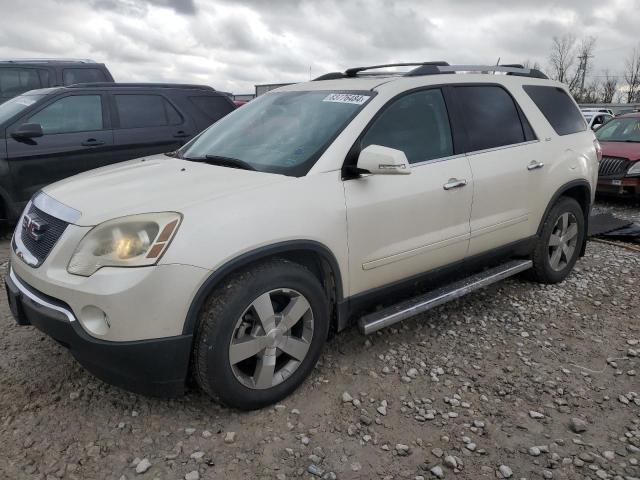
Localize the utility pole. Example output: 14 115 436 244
578 51 593 100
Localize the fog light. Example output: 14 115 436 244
80 306 110 336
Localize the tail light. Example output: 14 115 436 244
594 139 603 163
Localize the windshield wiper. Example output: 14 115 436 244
183 155 256 171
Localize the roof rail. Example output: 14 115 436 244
0 58 97 64
313 61 548 81
66 82 215 91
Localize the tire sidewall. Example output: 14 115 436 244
537 198 585 283
199 262 329 410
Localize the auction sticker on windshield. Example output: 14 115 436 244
323 93 370 105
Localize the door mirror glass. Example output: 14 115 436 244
11 122 43 139
356 145 411 175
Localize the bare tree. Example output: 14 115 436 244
623 46 640 103
548 35 577 84
522 59 542 71
582 79 601 103
600 70 618 103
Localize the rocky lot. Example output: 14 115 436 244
0 199 639 480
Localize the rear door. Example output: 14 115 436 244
110 91 196 162
6 92 113 202
450 84 542 257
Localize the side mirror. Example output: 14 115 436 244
11 123 43 140
356 145 411 175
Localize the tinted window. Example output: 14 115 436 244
455 86 525 151
189 95 235 121
115 94 182 128
63 68 107 85
523 85 586 136
0 94 40 124
28 95 103 134
361 89 453 164
0 68 41 96
595 117 640 142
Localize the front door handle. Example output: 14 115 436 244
443 178 467 190
527 160 545 171
173 130 190 138
81 139 105 147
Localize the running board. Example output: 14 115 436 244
358 259 532 335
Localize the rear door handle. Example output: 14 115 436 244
443 178 467 190
81 139 105 147
527 161 544 171
173 131 190 138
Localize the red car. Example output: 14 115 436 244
595 112 640 196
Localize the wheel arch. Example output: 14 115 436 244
537 179 592 256
182 240 345 336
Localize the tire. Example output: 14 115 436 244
193 258 329 410
530 196 585 284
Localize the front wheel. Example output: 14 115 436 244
193 259 329 410
530 196 585 284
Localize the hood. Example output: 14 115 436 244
600 141 640 162
43 155 288 226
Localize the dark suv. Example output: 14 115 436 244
0 83 236 222
0 59 114 104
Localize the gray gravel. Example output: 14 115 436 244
1 200 639 479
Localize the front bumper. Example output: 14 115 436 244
5 268 192 397
597 176 640 196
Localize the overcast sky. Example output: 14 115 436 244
0 0 638 94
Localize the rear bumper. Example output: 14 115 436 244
5 268 192 397
597 177 640 196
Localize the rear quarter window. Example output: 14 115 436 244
523 85 586 136
188 95 235 122
63 68 108 85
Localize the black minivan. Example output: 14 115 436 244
0 83 236 222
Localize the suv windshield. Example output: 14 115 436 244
595 117 640 142
0 94 41 124
179 90 373 176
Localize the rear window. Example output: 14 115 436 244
63 68 108 85
523 85 586 136
454 85 526 151
189 95 235 122
0 68 41 96
115 94 182 128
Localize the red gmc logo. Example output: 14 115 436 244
22 213 48 242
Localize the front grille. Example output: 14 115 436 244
599 156 630 177
19 203 69 266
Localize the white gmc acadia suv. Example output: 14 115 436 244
6 62 599 410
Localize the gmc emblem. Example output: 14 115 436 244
22 213 48 242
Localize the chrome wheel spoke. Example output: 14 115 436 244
564 223 578 241
279 336 311 361
548 233 562 247
562 243 574 260
254 350 276 388
229 337 265 365
550 247 562 269
252 292 276 332
559 213 569 235
279 295 311 332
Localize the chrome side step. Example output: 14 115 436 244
358 259 532 335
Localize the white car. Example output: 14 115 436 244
6 62 599 409
584 112 614 130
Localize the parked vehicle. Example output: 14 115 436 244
0 83 236 222
0 59 114 104
594 112 640 196
584 111 613 131
6 62 598 410
581 107 614 116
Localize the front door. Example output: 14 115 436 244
6 93 113 203
344 88 473 296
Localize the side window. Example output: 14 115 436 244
115 94 182 128
361 89 453 164
188 95 235 121
27 95 103 134
63 68 108 85
454 86 526 151
0 68 41 96
523 85 586 136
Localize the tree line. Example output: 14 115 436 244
524 35 640 104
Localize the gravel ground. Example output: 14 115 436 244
1 201 639 480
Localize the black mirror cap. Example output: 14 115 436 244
11 123 44 139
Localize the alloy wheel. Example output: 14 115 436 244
547 212 579 272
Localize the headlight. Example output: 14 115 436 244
67 212 182 276
627 161 640 175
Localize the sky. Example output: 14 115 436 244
0 0 639 94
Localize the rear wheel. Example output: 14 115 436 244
530 196 585 284
193 259 329 410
